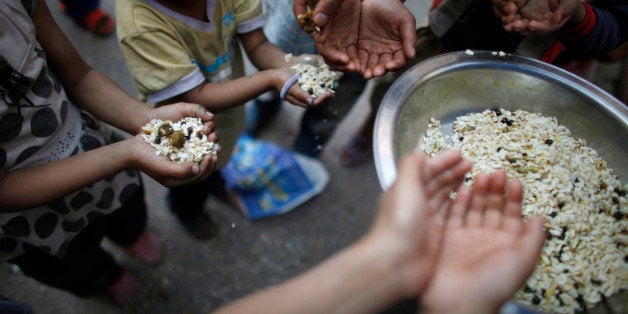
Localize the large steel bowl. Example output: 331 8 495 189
373 51 627 313
374 50 627 190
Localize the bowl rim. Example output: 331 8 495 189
374 50 628 190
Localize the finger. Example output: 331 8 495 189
502 178 525 232
288 85 314 106
316 42 351 65
386 51 408 73
424 157 472 199
292 0 309 18
311 93 333 105
345 45 361 72
285 94 311 108
202 119 215 133
373 53 392 77
400 16 417 59
421 149 465 185
312 0 345 26
448 185 472 229
464 172 491 227
357 49 370 77
482 170 507 228
518 215 546 273
390 152 428 222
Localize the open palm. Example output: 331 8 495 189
312 0 362 72
357 0 416 78
421 171 546 314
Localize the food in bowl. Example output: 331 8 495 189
418 108 627 314
142 117 219 164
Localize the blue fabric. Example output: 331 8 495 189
262 0 316 54
563 1 628 57
221 135 328 220
61 0 100 20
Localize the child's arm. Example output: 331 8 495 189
238 29 290 71
167 66 329 111
31 0 155 135
0 127 218 212
169 29 332 111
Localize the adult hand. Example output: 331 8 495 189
420 170 546 314
358 0 417 79
294 0 363 72
366 150 472 297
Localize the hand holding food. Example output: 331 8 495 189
141 117 220 164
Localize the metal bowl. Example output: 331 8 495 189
374 50 627 190
373 50 627 313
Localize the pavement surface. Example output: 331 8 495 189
1 1 625 314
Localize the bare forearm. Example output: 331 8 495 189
0 141 132 212
179 70 280 112
214 238 408 313
67 69 151 134
247 41 291 70
239 30 290 70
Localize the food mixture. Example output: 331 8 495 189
142 117 219 164
296 4 319 34
291 61 338 99
418 108 627 314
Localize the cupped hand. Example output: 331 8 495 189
127 135 219 187
367 150 472 297
274 68 334 108
310 0 362 72
358 0 416 79
420 170 546 314
146 102 217 137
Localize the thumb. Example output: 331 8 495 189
520 215 546 269
400 14 417 59
313 0 344 26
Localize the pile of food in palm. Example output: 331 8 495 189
142 117 219 164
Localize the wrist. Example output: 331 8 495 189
356 233 417 300
115 137 141 170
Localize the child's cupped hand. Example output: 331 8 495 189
126 134 219 187
275 68 334 108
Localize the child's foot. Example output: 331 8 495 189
59 3 115 36
341 134 372 167
125 231 162 264
106 270 140 304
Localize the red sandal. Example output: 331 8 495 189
80 8 115 36
59 2 115 36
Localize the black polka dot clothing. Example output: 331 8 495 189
0 0 141 262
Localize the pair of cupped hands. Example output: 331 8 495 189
294 0 582 79
127 103 219 187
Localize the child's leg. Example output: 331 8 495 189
293 73 368 157
103 188 147 248
168 172 221 240
9 217 124 297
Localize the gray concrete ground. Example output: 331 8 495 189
1 1 625 314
